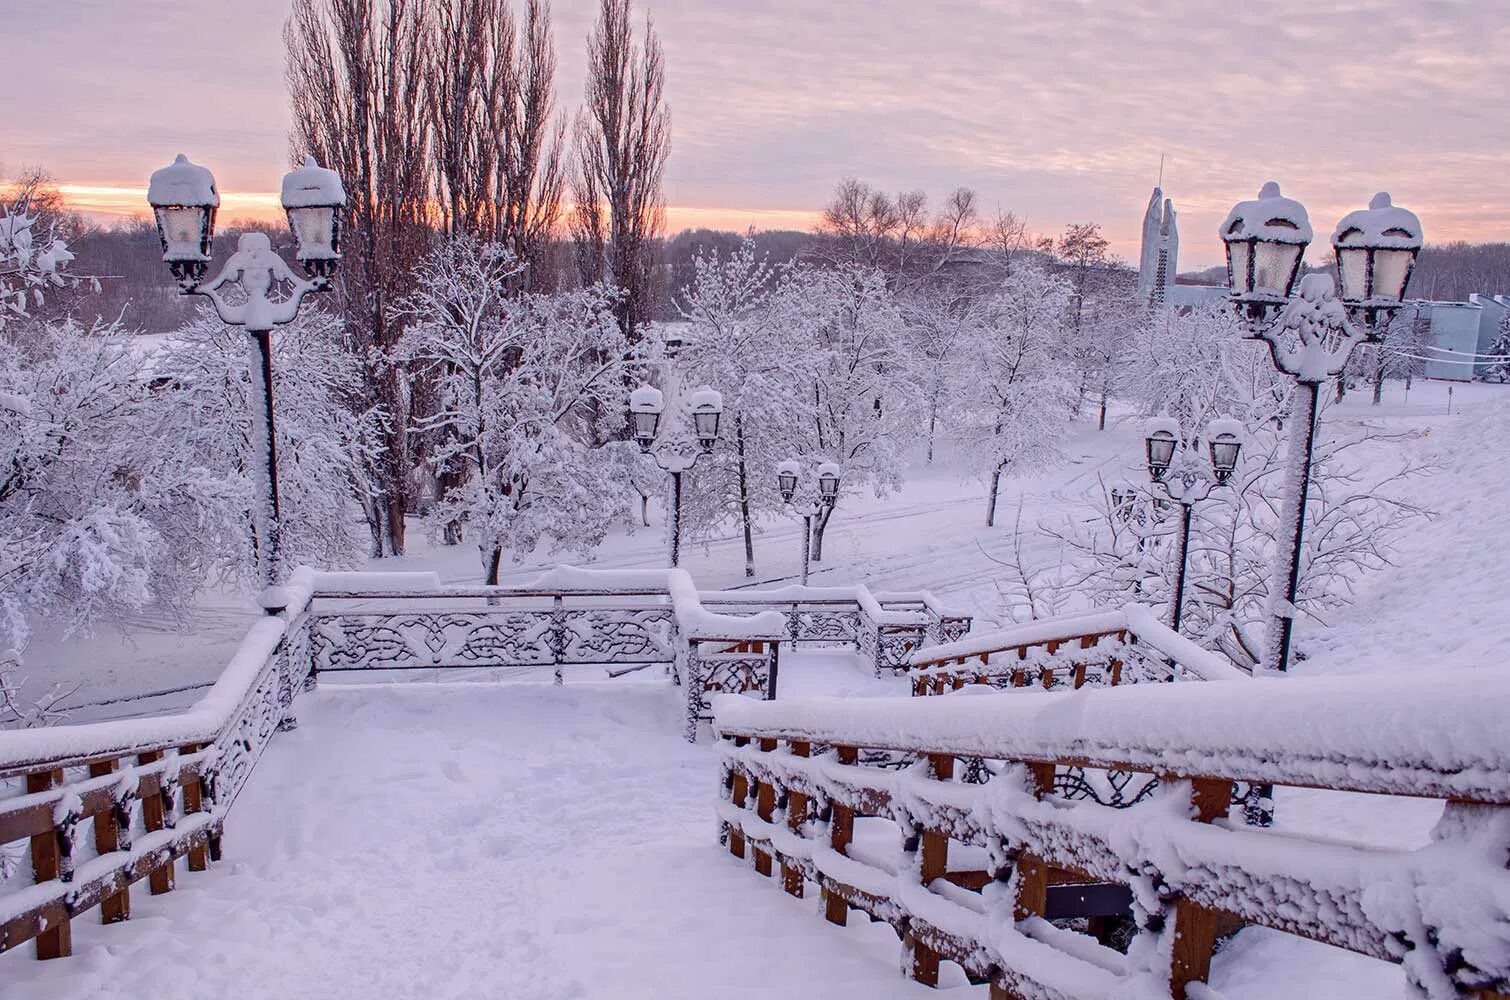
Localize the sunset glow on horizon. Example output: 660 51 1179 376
10 1 1510 267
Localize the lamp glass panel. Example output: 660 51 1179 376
1371 249 1414 302
1146 433 1177 470
777 471 797 500
287 206 335 257
818 474 839 499
1336 246 1370 301
632 410 660 442
1253 241 1300 297
156 205 209 260
1226 240 1252 294
1209 437 1241 473
693 409 720 441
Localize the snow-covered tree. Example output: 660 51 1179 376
151 307 378 582
953 262 1074 527
0 208 75 331
673 240 809 576
401 235 634 583
1481 311 1510 384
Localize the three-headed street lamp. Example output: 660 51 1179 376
147 154 347 614
776 460 842 586
1142 418 1244 634
630 385 723 568
1219 184 1421 674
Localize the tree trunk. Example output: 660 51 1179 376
734 416 756 577
927 406 937 464
485 546 503 587
1098 384 1109 431
985 464 1005 527
1372 351 1385 406
639 489 651 527
810 503 835 562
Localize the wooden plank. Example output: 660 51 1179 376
1167 777 1234 999
754 738 777 877
1012 763 1056 921
137 751 175 896
88 760 130 924
782 741 810 897
180 744 209 872
26 769 71 959
823 745 858 926
729 738 749 859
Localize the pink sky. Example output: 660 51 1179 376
9 0 1510 267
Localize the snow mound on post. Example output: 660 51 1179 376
1220 181 1313 244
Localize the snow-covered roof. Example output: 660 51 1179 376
147 154 219 208
280 156 347 209
1219 181 1312 246
1331 192 1422 251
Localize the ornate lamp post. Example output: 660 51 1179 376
1219 183 1421 674
776 460 841 586
1143 418 1243 633
147 154 346 613
630 384 723 568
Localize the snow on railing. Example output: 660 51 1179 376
908 603 1246 696
0 565 972 962
711 672 1510 999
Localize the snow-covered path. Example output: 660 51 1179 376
2 679 955 1000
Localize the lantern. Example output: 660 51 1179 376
776 460 800 504
147 154 219 283
281 156 347 278
1331 192 1422 334
1145 417 1179 482
1205 418 1244 485
817 463 841 503
629 385 664 452
689 388 723 452
1220 182 1312 315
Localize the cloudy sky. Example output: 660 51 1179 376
8 0 1509 266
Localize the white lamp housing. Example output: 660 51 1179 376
1220 181 1313 313
629 385 664 452
689 387 723 452
776 459 800 503
1331 192 1422 330
281 156 348 278
816 462 842 503
147 154 219 280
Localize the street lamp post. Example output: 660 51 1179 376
630 385 723 568
147 154 346 614
1219 184 1421 674
1143 418 1243 633
776 460 842 586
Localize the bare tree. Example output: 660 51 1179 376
286 0 434 557
571 0 670 342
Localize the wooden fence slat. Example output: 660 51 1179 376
137 751 174 896
823 745 858 926
782 741 810 898
26 769 71 959
728 737 749 860
87 760 130 924
1167 777 1234 1000
180 744 209 872
1012 763 1056 922
753 738 777 878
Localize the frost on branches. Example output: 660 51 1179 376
1024 302 1430 667
0 207 76 331
401 236 636 584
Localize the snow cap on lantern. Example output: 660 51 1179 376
147 154 220 264
1330 192 1422 309
629 385 664 450
776 459 800 502
281 156 347 275
1220 181 1313 307
689 387 723 451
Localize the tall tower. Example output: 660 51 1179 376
1137 188 1179 305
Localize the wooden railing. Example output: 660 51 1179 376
908 605 1247 696
713 674 1510 999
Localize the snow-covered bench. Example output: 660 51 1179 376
713 675 1510 999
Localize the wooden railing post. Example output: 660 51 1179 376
782 741 810 897
908 752 955 986
87 760 131 924
823 745 858 926
137 751 175 896
180 744 209 872
728 737 749 860
26 769 71 959
753 738 777 877
1012 762 1057 920
1166 776 1233 1000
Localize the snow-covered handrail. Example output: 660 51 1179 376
712 674 1510 997
908 603 1246 692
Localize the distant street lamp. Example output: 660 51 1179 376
776 460 841 586
147 154 346 613
1142 418 1243 633
1219 184 1421 674
631 384 723 568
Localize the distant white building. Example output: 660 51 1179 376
1135 187 1507 379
